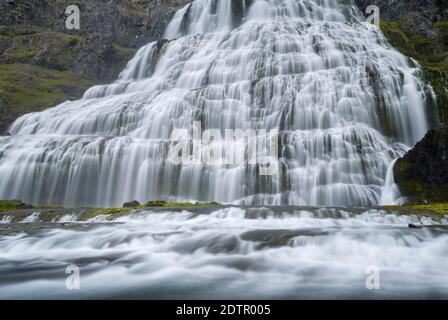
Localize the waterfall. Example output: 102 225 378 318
0 0 431 207
379 158 400 205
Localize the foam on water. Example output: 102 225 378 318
0 207 447 299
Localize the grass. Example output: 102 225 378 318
0 200 26 212
382 203 448 216
0 28 136 132
0 63 92 131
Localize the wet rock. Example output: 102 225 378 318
394 128 448 203
123 200 140 208
240 229 328 249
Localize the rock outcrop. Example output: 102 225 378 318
394 128 448 203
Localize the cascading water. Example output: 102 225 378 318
0 0 431 207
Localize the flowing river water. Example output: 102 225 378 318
0 206 447 299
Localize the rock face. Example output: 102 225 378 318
394 128 448 203
0 0 189 133
355 0 448 28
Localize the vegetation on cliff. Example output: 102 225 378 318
0 0 189 134
380 16 448 126
383 203 448 216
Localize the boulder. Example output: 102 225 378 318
122 200 140 208
394 128 448 203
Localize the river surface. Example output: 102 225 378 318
0 206 447 299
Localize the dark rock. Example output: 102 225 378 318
145 200 168 207
123 200 140 208
240 229 328 249
394 128 448 203
9 199 32 209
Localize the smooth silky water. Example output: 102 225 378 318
0 0 446 299
0 207 447 299
0 0 431 207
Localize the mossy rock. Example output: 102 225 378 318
0 200 31 212
383 203 448 216
79 207 133 221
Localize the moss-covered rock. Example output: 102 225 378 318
79 207 133 221
383 203 448 216
394 128 448 203
0 199 32 212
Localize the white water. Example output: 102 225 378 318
0 207 447 299
0 0 431 207
379 159 401 205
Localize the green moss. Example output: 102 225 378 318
0 200 25 212
380 21 413 53
383 203 448 216
80 207 132 221
112 43 136 57
68 36 81 47
0 64 92 131
7 44 40 60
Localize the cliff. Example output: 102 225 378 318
0 0 189 133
